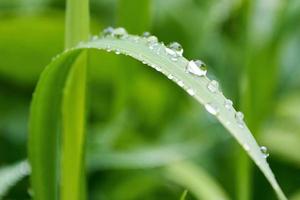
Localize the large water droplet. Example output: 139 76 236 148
165 42 183 61
207 80 219 93
235 111 245 128
224 99 233 110
103 27 114 36
260 146 269 158
205 102 219 115
168 42 183 56
113 27 127 38
186 60 207 76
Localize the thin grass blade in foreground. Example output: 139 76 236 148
29 30 287 200
0 160 30 199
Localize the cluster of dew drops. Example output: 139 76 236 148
87 27 269 160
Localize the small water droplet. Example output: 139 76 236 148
91 35 98 41
207 80 219 93
205 102 220 115
186 60 207 76
167 74 174 80
113 27 127 38
260 146 269 158
224 99 233 110
115 49 121 55
102 26 114 36
142 32 151 38
177 80 184 87
243 143 250 151
187 88 195 96
155 67 161 72
235 111 245 128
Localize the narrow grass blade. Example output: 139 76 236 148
61 51 87 200
165 162 230 200
0 160 30 199
29 50 81 200
179 190 188 200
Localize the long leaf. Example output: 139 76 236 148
29 32 287 199
29 50 81 200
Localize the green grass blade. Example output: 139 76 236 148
179 190 188 200
61 51 87 200
65 0 89 49
63 0 89 199
30 32 287 199
166 162 229 200
29 50 81 200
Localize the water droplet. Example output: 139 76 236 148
224 99 233 110
91 35 99 41
207 80 219 93
260 146 269 158
177 80 184 87
205 102 219 115
103 26 114 36
147 35 158 43
165 42 183 61
186 60 207 76
115 49 121 55
243 143 250 151
168 42 183 56
113 27 127 38
142 32 151 38
155 67 161 72
235 111 245 128
187 88 195 96
167 74 174 80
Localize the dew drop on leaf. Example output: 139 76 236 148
177 80 184 87
167 74 174 80
224 99 233 110
186 60 207 76
187 88 195 96
235 111 245 128
142 32 151 38
207 80 219 93
260 146 269 158
113 27 127 38
205 102 220 115
168 42 183 56
102 26 114 36
115 49 121 55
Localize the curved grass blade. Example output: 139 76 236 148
29 32 287 199
29 50 82 200
61 51 87 200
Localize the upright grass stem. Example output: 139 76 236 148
62 0 89 199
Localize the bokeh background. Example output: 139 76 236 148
0 0 300 199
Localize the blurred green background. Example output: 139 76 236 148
0 0 300 199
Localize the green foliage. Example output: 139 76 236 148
1 0 300 199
